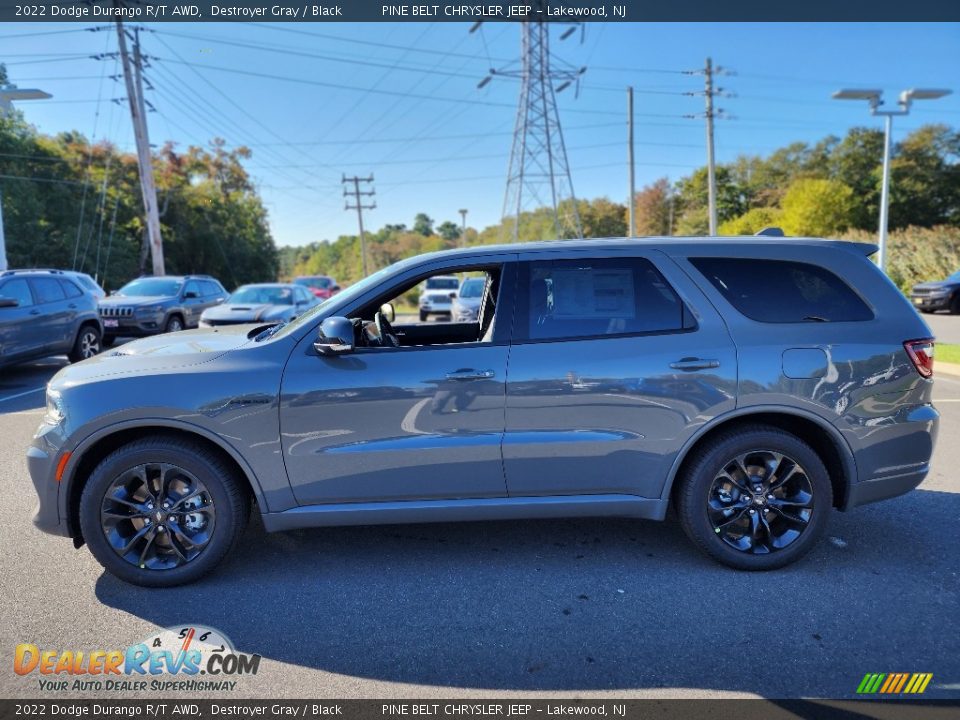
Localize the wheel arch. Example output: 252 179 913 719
664 407 858 511
61 419 268 544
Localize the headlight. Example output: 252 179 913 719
44 388 65 425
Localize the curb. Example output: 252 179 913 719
937 360 960 378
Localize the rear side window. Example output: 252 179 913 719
60 279 83 298
691 257 874 323
202 279 225 297
517 257 691 342
30 277 66 304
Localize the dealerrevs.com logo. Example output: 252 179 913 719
14 625 260 693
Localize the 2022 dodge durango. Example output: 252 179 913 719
28 238 939 586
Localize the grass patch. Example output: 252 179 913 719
938 343 960 365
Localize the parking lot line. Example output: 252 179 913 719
0 387 44 403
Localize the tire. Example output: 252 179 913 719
101 334 116 348
165 315 184 333
419 310 428 322
79 437 250 587
676 425 832 571
69 324 101 363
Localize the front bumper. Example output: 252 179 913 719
27 425 70 537
910 295 950 311
99 315 165 336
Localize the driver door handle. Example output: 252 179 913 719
446 369 495 381
669 357 720 371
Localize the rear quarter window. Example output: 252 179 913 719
690 257 874 323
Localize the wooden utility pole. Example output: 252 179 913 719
343 175 375 277
117 19 164 275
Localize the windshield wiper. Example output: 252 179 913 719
252 320 288 342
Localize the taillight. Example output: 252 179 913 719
904 338 935 378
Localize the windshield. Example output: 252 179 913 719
426 277 459 290
119 278 183 297
269 262 403 341
230 286 294 305
458 278 485 298
296 276 332 289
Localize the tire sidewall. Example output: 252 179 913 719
79 442 241 587
679 429 833 570
72 325 101 362
166 315 184 332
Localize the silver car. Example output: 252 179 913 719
199 283 319 328
28 237 938 587
452 277 486 323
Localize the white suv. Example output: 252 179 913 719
418 275 459 321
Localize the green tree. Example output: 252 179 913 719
436 220 461 243
780 178 855 236
630 178 672 236
412 213 434 236
719 207 783 236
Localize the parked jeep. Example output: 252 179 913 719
98 275 228 346
0 269 102 368
30 238 938 586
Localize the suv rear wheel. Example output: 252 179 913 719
69 325 101 363
676 425 832 570
79 437 250 587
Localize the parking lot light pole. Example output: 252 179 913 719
832 88 952 273
0 86 52 271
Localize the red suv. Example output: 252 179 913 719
294 275 340 300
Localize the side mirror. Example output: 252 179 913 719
331 285 341 294
184 291 199 300
379 302 395 323
0 297 18 308
314 316 354 356
449 292 457 299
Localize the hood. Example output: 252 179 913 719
912 280 958 292
201 303 291 323
49 325 254 386
99 294 172 307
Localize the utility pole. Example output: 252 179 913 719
833 87 951 272
117 18 164 275
627 86 636 237
0 84 52 271
703 58 718 236
343 174 375 277
458 208 468 247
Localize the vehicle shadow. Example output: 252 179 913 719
95 488 960 697
0 357 68 413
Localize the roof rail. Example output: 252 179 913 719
0 268 66 277
755 227 785 237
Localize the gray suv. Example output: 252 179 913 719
0 269 103 368
28 238 939 586
98 275 228 346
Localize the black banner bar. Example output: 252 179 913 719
2 699 960 720
0 0 958 23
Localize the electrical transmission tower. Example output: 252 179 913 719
343 175 375 277
477 14 586 242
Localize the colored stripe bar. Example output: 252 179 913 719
856 674 875 694
868 673 887 694
917 674 933 694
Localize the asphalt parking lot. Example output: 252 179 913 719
1 333 958 701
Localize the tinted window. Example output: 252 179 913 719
31 277 66 304
184 281 201 297
75 275 99 291
425 277 459 290
202 279 224 297
60 279 83 298
691 257 873 323
0 278 33 307
518 258 688 341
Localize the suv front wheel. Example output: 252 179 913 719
69 325 101 363
79 437 250 587
676 425 832 570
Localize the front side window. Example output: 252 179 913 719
690 257 873 323
31 277 66 304
183 281 201 298
517 257 689 341
0 278 33 307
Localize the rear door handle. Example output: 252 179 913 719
670 357 720 371
29 309 41 315
446 369 495 381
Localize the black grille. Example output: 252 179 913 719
99 306 134 317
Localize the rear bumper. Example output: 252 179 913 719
845 466 929 509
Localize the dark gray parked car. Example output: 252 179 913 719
0 269 103 368
29 238 938 586
98 275 228 345
910 269 960 314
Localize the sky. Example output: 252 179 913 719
4 21 960 247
